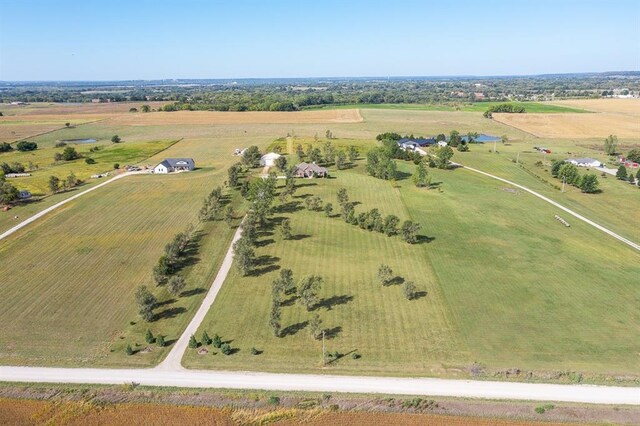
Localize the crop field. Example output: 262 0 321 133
0 101 168 116
185 160 640 376
0 170 240 367
492 112 640 138
547 98 640 114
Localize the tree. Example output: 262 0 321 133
145 329 155 344
167 275 186 296
616 165 628 180
220 343 232 355
65 171 78 189
627 148 640 163
435 146 454 169
413 160 430 187
188 335 198 349
202 331 212 346
323 141 335 165
111 135 121 143
135 285 157 322
270 302 282 337
296 144 305 162
141 104 151 113
85 158 96 164
279 268 295 294
129 108 137 112
457 141 469 152
212 334 222 348
403 281 417 300
280 218 292 239
0 142 12 153
628 172 636 184
579 174 599 193
383 214 400 236
325 129 333 139
228 164 240 187
114 163 120 169
401 220 421 244
324 202 333 217
61 146 80 161
604 135 618 155
550 159 564 177
156 335 166 347
0 180 19 204
636 169 640 183
337 188 349 207
347 146 359 162
377 264 393 286
126 344 134 356
233 237 255 276
242 145 262 168
16 141 37 152
335 150 347 170
224 206 235 227
449 130 461 147
366 148 397 180
48 176 60 194
558 163 580 185
308 147 322 164
309 313 323 340
298 275 323 311
249 173 277 225
275 155 287 171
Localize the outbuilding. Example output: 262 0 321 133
260 152 281 167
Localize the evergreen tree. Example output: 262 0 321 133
202 331 212 346
188 335 198 349
126 344 134 356
616 165 628 180
212 334 222 348
156 335 165 347
145 329 155 344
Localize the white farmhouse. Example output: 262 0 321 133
260 152 281 167
154 158 195 174
566 158 602 168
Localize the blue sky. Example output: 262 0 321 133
0 0 638 80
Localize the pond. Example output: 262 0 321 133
60 138 97 144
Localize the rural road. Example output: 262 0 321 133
0 366 638 405
0 171 144 242
457 163 640 252
156 218 245 371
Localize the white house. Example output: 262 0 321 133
260 152 281 167
154 158 195 174
566 158 602 168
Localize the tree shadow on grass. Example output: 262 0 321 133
280 295 297 307
314 294 354 311
155 298 177 308
386 276 405 286
323 326 342 339
153 307 187 321
255 238 275 248
288 234 311 241
411 291 428 300
274 201 303 214
395 170 412 181
294 193 313 200
281 320 309 337
295 182 318 188
251 255 281 276
180 288 206 297
416 235 436 245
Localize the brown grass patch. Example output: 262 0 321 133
492 112 640 138
546 98 640 115
107 109 363 126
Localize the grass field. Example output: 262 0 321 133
184 159 640 377
306 102 588 114
0 171 241 367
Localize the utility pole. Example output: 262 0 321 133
516 152 520 165
322 330 326 366
562 176 566 193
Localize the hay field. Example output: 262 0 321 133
107 109 363 126
546 98 640 114
492 99 640 139
0 117 102 143
0 101 168 116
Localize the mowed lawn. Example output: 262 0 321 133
0 170 238 367
185 161 640 377
185 166 467 375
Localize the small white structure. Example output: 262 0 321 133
154 158 195 174
260 152 281 167
18 190 32 199
437 141 448 147
566 158 602 168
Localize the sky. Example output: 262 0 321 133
0 0 638 81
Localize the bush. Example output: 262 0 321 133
125 344 133 356
55 141 67 148
16 141 38 151
85 158 96 164
156 335 165 347
251 347 259 355
268 395 280 405
114 163 120 169
144 329 155 344
220 343 232 355
0 142 12 152
111 135 121 143
202 331 212 346
188 335 198 349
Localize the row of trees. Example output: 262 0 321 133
294 141 359 169
616 165 640 185
550 160 599 193
483 104 526 118
48 172 79 193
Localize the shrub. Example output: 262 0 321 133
268 395 280 405
125 344 133 356
114 163 120 169
220 343 232 355
202 331 212 346
156 335 165 347
16 141 37 151
55 141 67 148
144 329 155 344
111 135 121 143
85 158 96 164
212 334 222 348
251 347 259 355
0 142 12 152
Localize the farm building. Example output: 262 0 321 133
153 158 195 174
565 158 602 168
398 137 436 147
260 152 281 167
294 162 329 178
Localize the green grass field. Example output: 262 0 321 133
305 102 588 114
0 170 241 367
184 160 640 377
